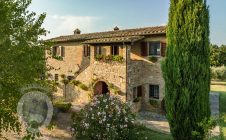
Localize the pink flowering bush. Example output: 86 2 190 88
72 94 135 140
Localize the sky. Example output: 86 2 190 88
29 0 226 45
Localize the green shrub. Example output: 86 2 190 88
112 55 124 62
54 102 72 112
71 80 81 86
148 56 158 63
47 121 57 130
72 94 135 140
95 55 124 63
133 97 140 103
53 55 63 61
95 54 104 61
104 55 113 61
149 99 159 108
78 83 89 91
192 117 217 139
211 66 226 81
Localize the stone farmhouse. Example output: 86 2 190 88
47 25 167 112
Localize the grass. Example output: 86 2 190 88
132 125 172 140
76 125 172 140
219 92 226 139
211 80 226 139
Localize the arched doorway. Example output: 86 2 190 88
94 81 109 95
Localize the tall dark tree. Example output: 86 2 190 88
162 0 210 139
0 0 50 138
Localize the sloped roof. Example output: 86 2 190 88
83 36 145 44
50 26 166 43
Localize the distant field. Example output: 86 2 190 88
211 81 226 92
211 80 226 139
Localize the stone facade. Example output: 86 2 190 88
47 29 167 112
127 36 166 112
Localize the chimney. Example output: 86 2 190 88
114 26 119 31
74 28 81 34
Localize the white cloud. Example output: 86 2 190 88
160 23 167 26
42 15 101 39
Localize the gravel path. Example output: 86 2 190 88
137 92 220 136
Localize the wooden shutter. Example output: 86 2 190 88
87 46 90 56
137 86 142 97
83 45 87 57
161 42 167 57
94 46 97 55
52 46 57 56
141 42 148 56
61 46 65 57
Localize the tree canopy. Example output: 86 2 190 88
210 44 226 67
162 0 211 139
0 0 50 138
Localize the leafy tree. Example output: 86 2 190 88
210 44 226 67
219 45 226 66
162 0 211 139
210 44 221 66
0 0 50 138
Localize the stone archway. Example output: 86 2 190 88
94 81 109 95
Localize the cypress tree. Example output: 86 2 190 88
162 0 210 139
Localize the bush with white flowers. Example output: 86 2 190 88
72 94 135 140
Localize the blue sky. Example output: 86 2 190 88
30 0 225 45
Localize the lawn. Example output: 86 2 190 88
211 80 226 139
132 125 172 140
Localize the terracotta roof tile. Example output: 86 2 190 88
50 26 166 43
83 36 145 44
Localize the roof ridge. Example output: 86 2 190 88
79 25 166 35
50 25 166 42
53 25 166 38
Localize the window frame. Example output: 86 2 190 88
55 74 59 81
95 46 102 55
83 45 90 57
52 46 65 57
149 85 160 99
148 41 161 57
133 85 143 99
111 45 119 56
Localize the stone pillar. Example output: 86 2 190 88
125 44 132 101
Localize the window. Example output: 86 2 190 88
149 85 159 99
149 42 161 56
111 46 119 55
83 45 90 57
55 74 59 81
52 46 65 57
133 85 143 99
95 46 102 55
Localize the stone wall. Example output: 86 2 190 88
47 35 167 112
48 43 128 104
88 45 128 101
127 36 166 111
46 42 91 104
47 42 90 79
